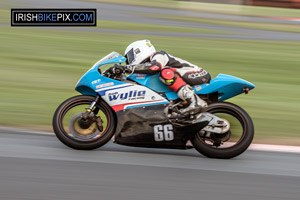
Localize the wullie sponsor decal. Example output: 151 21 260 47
96 82 114 88
108 90 146 101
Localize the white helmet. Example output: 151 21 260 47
124 40 156 65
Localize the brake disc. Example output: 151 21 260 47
69 113 99 141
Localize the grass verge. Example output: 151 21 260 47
98 20 233 34
148 14 300 33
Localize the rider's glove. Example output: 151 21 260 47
124 65 134 74
108 64 125 75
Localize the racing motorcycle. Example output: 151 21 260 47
53 52 255 159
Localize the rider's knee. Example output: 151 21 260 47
160 68 186 92
160 68 176 85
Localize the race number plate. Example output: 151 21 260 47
153 124 174 141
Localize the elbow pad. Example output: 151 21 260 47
130 61 162 74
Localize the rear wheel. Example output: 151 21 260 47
191 102 254 159
53 95 116 150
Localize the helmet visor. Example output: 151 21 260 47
125 48 134 65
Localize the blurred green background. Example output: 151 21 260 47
0 0 300 145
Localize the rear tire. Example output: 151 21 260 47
53 95 116 150
191 102 254 159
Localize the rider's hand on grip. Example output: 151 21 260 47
124 65 134 74
103 70 111 78
104 64 124 78
110 64 125 75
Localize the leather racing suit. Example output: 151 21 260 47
126 51 211 93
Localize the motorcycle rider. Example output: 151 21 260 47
109 39 211 115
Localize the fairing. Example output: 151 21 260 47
75 52 126 96
195 74 255 101
127 73 255 101
75 52 169 112
96 83 169 112
114 104 207 149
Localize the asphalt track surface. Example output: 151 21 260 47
1 129 300 200
7 0 300 41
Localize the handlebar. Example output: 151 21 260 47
114 68 123 75
103 70 112 78
103 65 125 80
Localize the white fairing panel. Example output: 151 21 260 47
96 83 169 111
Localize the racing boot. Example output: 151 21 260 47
177 85 207 115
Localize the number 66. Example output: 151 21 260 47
153 124 174 141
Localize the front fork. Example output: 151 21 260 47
82 95 100 119
79 96 103 131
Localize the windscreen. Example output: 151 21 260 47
91 51 121 69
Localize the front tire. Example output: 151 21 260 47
191 102 254 159
53 95 116 150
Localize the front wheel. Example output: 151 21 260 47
53 95 116 150
191 102 254 159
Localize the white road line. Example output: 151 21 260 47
1 126 300 153
248 144 300 153
271 17 300 22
